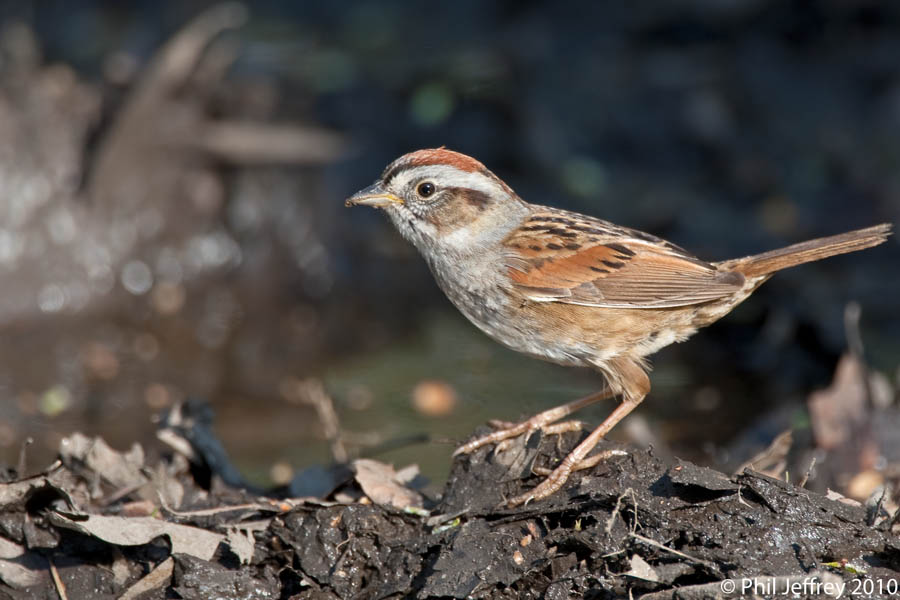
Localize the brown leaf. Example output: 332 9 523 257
808 354 869 450
352 459 423 509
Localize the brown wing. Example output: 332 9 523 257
504 210 745 308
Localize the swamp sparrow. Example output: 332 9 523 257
347 148 891 506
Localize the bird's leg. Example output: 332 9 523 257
453 388 615 457
506 395 643 506
507 359 651 507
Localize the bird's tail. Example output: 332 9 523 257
716 223 892 278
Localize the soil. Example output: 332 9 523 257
1 419 898 599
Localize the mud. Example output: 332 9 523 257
1 422 898 599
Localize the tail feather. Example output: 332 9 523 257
716 223 892 278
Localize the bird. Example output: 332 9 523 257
346 148 891 507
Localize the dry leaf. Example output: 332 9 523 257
808 354 868 450
352 459 423 509
58 433 147 489
0 535 43 589
118 557 174 600
624 554 660 582
50 512 225 561
224 526 256 565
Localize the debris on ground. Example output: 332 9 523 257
3 406 900 599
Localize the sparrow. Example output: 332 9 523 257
346 148 891 507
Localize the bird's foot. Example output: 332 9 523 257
454 390 614 457
508 444 627 507
507 459 574 507
531 447 627 476
453 415 585 457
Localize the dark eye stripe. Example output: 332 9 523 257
382 161 407 184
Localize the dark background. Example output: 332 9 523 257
0 0 897 487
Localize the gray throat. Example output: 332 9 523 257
420 201 530 323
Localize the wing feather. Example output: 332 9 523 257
504 210 744 308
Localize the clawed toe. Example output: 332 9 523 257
452 422 532 456
507 421 635 507
531 447 627 476
453 418 588 457
507 466 571 507
507 448 628 507
494 438 514 453
453 389 616 458
541 421 586 436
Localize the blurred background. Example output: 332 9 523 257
0 0 897 493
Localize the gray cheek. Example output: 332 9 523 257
384 206 433 249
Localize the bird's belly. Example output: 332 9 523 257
436 281 600 367
508 301 700 366
430 261 702 369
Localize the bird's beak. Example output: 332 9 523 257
345 183 403 208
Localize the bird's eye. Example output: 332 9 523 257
416 182 436 198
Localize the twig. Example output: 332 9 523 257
156 490 319 517
844 302 865 360
298 379 348 463
882 505 900 532
605 487 633 534
99 482 147 507
48 557 68 600
798 456 816 488
630 533 717 570
118 557 174 600
845 301 875 410
16 437 32 477
128 3 248 104
867 486 888 527
629 487 639 534
733 429 792 478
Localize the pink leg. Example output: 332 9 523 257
507 359 651 507
453 387 615 457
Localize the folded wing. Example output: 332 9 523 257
504 211 745 309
